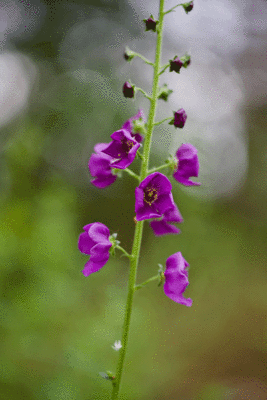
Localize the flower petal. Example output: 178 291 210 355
155 193 175 214
91 174 117 188
173 143 200 186
150 220 181 236
163 252 192 306
94 142 111 155
78 231 94 254
88 222 111 245
139 172 172 196
82 258 108 276
164 202 183 223
102 140 123 159
135 187 162 220
89 154 112 177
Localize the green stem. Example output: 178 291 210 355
164 2 184 15
111 0 165 398
124 168 140 181
135 86 152 101
158 63 169 75
153 117 171 126
136 150 144 160
116 245 133 259
135 275 159 291
148 162 171 174
132 51 154 66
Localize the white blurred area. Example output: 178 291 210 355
0 0 42 130
0 52 37 128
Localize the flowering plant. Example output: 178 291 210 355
78 1 200 398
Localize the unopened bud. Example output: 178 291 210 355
124 47 135 62
169 56 183 73
182 1 194 14
143 15 158 32
169 108 187 128
123 81 135 98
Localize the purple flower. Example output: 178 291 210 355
169 57 183 73
123 81 134 98
121 109 146 143
88 143 117 188
164 252 192 306
102 129 140 169
173 143 200 186
78 222 112 276
150 201 183 236
170 108 187 128
135 172 175 221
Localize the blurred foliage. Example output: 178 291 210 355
1 1 267 399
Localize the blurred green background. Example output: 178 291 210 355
1 0 267 399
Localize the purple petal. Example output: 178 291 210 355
91 174 117 188
89 154 112 177
88 222 111 244
78 231 94 255
173 173 201 186
82 257 108 276
150 220 181 236
94 142 111 155
132 132 143 143
135 187 162 220
90 243 112 263
163 252 192 306
122 110 145 142
173 143 200 186
110 129 133 142
102 140 123 159
164 202 183 223
139 172 172 196
155 193 175 214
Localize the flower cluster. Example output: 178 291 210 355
80 108 200 304
79 3 200 309
88 111 145 187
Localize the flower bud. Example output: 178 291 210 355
124 47 135 62
123 81 135 98
169 56 183 73
182 1 194 14
169 108 187 128
143 15 158 32
158 84 173 101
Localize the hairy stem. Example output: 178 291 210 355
111 0 165 398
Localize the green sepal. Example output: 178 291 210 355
158 84 173 101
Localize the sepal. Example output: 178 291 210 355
99 371 116 382
109 233 121 256
158 84 173 101
157 264 165 287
